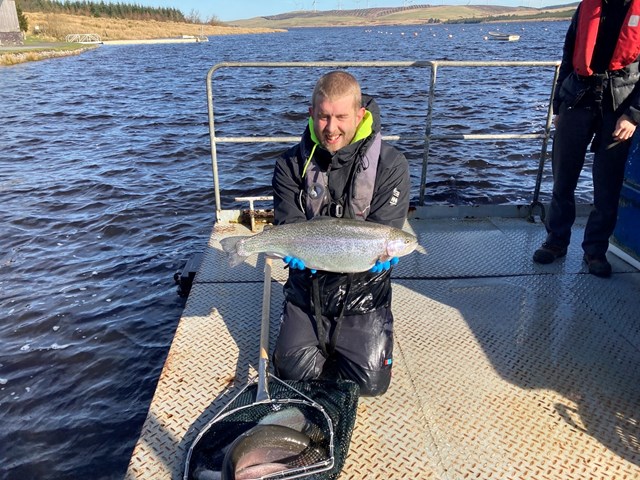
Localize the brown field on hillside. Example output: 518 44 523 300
382 5 534 22
231 5 575 28
23 12 284 41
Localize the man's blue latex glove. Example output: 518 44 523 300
284 256 316 274
370 257 399 273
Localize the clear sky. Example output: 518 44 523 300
109 0 577 22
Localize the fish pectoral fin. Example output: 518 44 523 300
415 244 428 254
377 254 391 262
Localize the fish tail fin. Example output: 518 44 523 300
219 236 249 267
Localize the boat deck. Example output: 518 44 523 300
126 212 640 479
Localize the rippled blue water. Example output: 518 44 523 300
1 21 584 479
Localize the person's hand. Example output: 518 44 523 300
370 257 399 273
283 256 316 274
613 114 637 142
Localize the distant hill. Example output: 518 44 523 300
229 3 578 28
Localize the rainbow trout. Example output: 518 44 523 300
219 217 421 273
221 424 312 480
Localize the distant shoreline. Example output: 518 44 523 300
3 11 286 67
102 37 208 45
0 45 98 66
22 11 285 42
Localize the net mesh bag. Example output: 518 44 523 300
186 378 359 480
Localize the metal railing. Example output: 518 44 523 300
65 33 102 43
206 61 561 222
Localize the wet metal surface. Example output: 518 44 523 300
127 215 640 479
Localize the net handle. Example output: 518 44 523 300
256 255 273 402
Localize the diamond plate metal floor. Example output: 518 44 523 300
127 215 640 480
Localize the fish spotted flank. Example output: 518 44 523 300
219 217 421 273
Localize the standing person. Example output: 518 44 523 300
533 0 640 277
271 71 410 396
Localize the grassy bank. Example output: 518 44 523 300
25 12 281 41
1 46 96 66
23 12 284 41
0 39 97 66
0 12 284 66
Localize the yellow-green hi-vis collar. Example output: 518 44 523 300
303 110 374 177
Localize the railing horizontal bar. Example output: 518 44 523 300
214 133 547 143
209 60 559 73
433 60 560 67
235 196 273 201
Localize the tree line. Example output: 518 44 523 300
15 0 222 24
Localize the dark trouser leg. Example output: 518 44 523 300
582 111 630 256
273 301 325 381
273 301 394 397
333 307 394 397
546 106 596 247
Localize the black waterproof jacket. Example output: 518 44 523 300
554 0 640 123
272 96 411 317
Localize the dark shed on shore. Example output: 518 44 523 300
0 0 23 45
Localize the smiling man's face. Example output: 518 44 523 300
310 94 365 153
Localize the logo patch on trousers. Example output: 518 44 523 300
630 15 640 27
384 358 393 366
389 188 400 206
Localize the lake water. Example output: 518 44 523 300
1 21 582 479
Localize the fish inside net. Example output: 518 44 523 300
187 378 359 480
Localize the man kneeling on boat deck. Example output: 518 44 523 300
271 71 410 396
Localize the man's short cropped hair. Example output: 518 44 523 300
312 71 362 110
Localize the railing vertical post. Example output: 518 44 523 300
419 62 438 206
528 63 560 222
206 67 223 222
